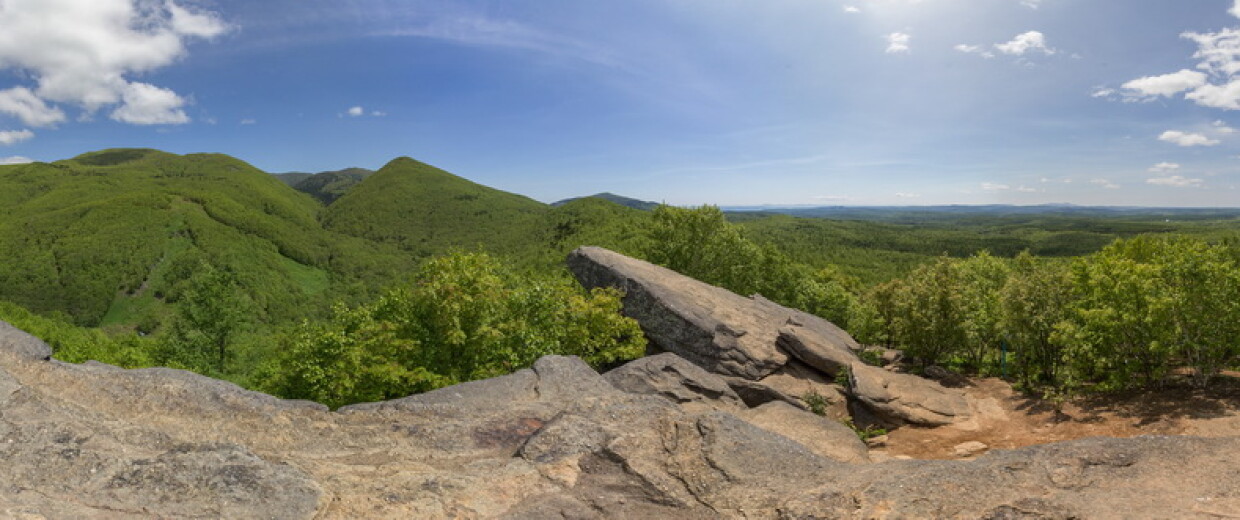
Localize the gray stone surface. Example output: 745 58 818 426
0 320 51 361
850 362 972 426
569 246 973 427
604 352 744 410
783 435 1240 519
567 246 792 379
738 401 870 464
776 325 855 377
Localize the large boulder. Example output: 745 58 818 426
566 247 862 381
567 247 792 379
567 246 971 427
849 362 972 426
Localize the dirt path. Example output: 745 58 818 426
873 373 1240 460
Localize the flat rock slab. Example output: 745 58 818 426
850 362 972 426
569 246 973 427
568 246 795 379
739 401 870 464
568 247 861 382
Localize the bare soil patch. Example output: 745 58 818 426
874 371 1240 460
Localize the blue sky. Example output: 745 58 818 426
3 0 1240 206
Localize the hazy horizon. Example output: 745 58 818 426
3 1 1240 207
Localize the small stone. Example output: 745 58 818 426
865 435 888 448
953 441 989 458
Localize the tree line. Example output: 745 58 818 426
649 205 1240 394
5 203 1237 409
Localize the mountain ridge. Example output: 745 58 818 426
552 192 659 211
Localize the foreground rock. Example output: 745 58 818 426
567 246 971 427
850 362 973 426
738 401 870 464
602 352 744 412
3 321 1240 518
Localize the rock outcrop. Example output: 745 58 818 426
850 362 973 426
602 352 744 411
567 246 970 426
3 247 1239 518
3 321 1240 518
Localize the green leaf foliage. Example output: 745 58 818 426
643 205 861 329
262 251 645 408
0 300 155 368
155 261 252 374
871 235 1240 393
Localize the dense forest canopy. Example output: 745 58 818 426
1 149 1237 407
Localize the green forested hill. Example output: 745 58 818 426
322 157 551 258
6 148 1236 333
0 149 402 328
552 192 659 211
0 150 649 332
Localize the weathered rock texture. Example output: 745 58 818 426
3 321 1239 518
567 245 970 426
2 247 1239 518
602 352 744 412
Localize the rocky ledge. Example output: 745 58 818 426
0 247 1235 518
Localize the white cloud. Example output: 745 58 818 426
109 82 189 125
886 32 910 54
981 182 1010 191
240 118 257 125
0 0 227 126
1122 25 1240 110
0 129 34 145
1021 0 1043 9
1147 175 1204 188
1159 130 1220 147
954 44 994 59
166 1 229 38
1185 79 1240 110
895 192 920 198
1015 185 1038 193
1149 162 1181 173
961 31 1055 61
1121 69 1208 99
0 88 66 127
347 106 365 117
0 156 34 165
1215 120 1237 133
1091 87 1116 98
371 110 387 117
1184 28 1240 77
1233 0 1240 19
843 6 860 13
1091 178 1120 189
995 31 1055 56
